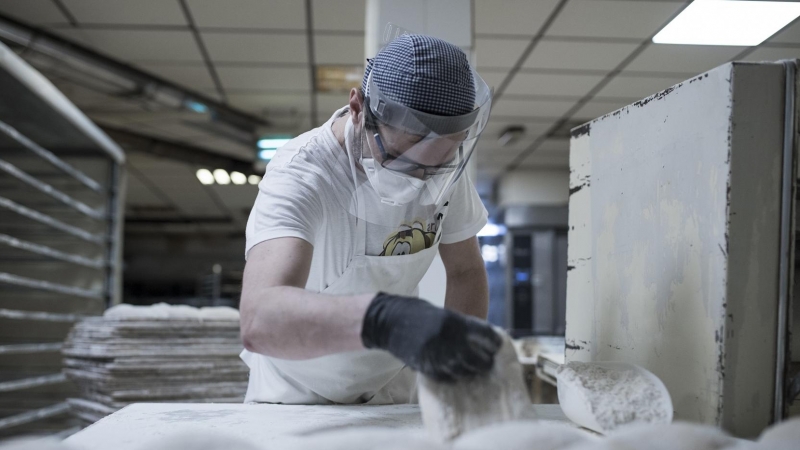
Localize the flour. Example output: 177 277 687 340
557 361 671 433
454 420 594 450
417 329 530 441
562 422 753 450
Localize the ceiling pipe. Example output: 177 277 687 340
0 14 268 133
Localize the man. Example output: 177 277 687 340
239 34 500 405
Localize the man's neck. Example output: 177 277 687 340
331 115 347 147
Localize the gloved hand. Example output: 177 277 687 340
361 292 502 382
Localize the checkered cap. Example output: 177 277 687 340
361 34 476 117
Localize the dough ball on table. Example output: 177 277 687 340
418 329 530 441
286 428 444 450
454 421 595 450
758 417 800 450
563 422 756 450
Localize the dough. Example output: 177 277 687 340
199 306 240 321
104 303 169 319
454 420 594 450
758 417 800 450
103 303 202 320
557 361 671 433
563 422 754 450
418 329 530 441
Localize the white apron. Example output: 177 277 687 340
240 139 448 405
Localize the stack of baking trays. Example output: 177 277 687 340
61 303 248 425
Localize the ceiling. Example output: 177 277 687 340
1 0 799 226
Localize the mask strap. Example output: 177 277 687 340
344 118 368 258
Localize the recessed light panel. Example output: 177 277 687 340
653 0 800 46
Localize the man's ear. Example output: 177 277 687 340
348 88 363 125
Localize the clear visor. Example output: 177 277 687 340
361 67 493 206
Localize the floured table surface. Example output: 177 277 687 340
65 403 570 449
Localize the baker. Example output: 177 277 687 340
239 34 500 405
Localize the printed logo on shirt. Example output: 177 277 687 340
379 209 446 256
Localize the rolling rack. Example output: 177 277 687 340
0 41 124 439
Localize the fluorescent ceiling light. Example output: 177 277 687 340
248 175 262 185
213 169 231 185
230 171 247 185
653 0 800 46
195 168 214 185
259 149 278 161
257 138 291 149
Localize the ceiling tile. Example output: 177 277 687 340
216 67 311 90
547 1 685 40
491 98 576 119
314 35 364 65
55 29 203 62
626 44 745 74
316 93 350 115
475 0 561 37
595 73 688 99
187 0 306 30
537 138 569 153
572 98 633 121
0 0 69 24
483 121 551 140
202 32 308 64
185 135 255 160
125 171 170 207
524 40 639 71
480 70 509 91
227 92 311 113
743 47 800 63
517 153 570 169
504 72 605 97
62 0 186 25
266 115 313 136
136 64 217 91
312 0 365 31
211 184 260 210
771 20 800 44
475 38 530 70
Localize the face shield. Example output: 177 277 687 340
357 67 493 208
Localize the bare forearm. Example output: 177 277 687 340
444 268 489 319
240 286 374 360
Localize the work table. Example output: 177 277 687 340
65 403 570 449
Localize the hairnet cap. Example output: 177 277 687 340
361 34 476 117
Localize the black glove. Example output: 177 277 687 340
361 292 502 383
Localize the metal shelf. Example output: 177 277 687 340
0 272 103 300
0 373 67 393
0 196 105 244
0 403 70 431
0 234 105 269
0 343 63 355
0 309 87 322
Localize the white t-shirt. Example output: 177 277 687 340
245 107 487 292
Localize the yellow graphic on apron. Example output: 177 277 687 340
380 221 436 256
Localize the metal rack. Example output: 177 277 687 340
0 41 125 438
